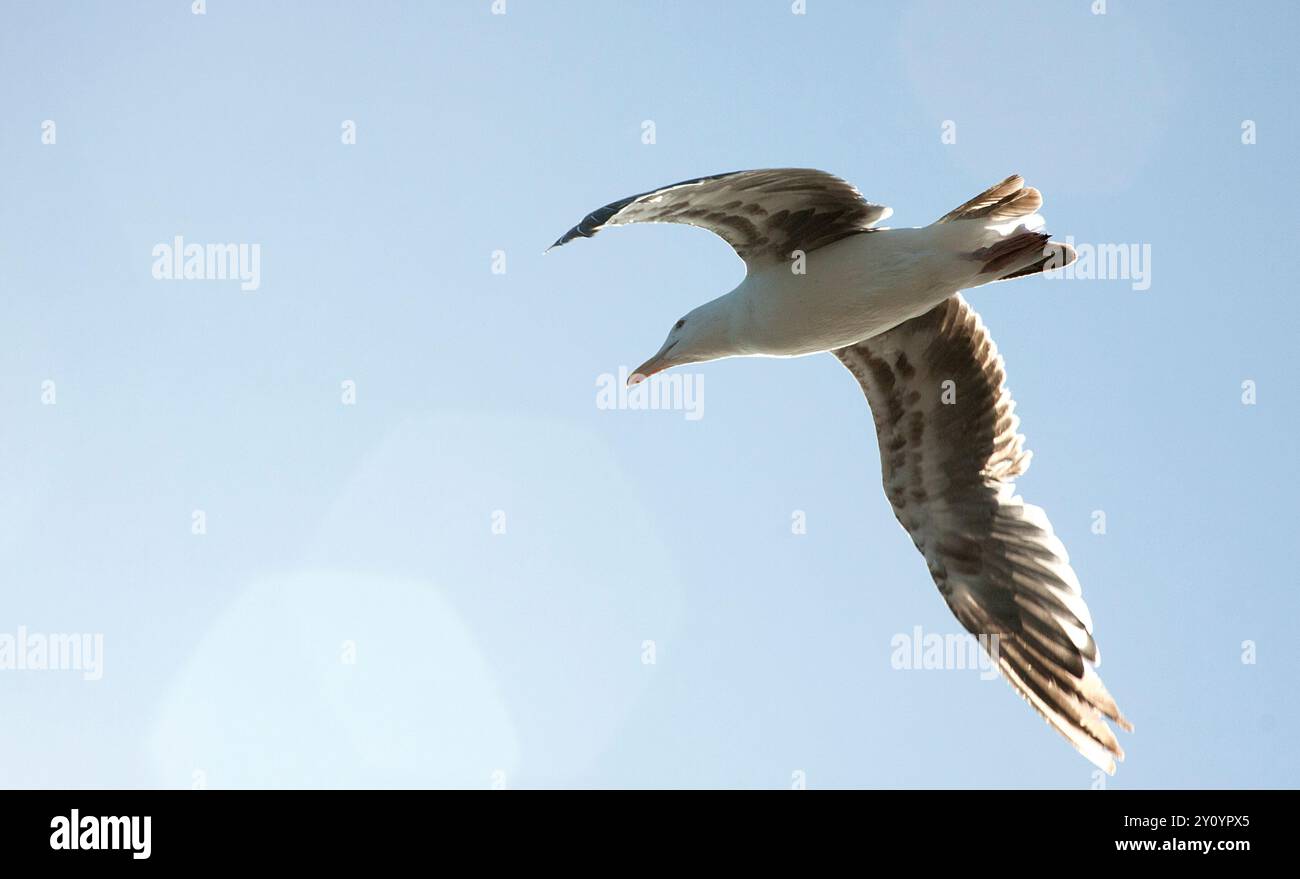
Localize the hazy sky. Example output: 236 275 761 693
1 0 1296 788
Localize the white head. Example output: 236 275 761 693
630 296 739 386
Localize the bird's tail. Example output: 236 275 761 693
936 174 1077 284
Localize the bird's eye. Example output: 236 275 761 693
674 319 686 330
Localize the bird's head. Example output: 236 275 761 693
629 300 736 387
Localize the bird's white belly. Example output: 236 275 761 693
734 227 972 357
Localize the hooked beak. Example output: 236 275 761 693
629 340 679 386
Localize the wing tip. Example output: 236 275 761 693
546 226 584 252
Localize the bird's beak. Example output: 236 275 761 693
629 340 679 386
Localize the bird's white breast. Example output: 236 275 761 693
731 226 978 358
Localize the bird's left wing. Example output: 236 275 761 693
548 168 891 270
834 294 1133 773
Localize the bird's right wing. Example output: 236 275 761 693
548 168 892 271
834 294 1132 773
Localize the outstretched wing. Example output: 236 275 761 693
548 168 891 269
834 295 1133 773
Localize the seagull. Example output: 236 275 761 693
549 168 1132 774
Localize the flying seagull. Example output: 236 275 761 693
549 168 1132 774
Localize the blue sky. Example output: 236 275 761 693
1 0 1296 788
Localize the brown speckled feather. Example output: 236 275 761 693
834 294 1132 773
548 168 891 268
